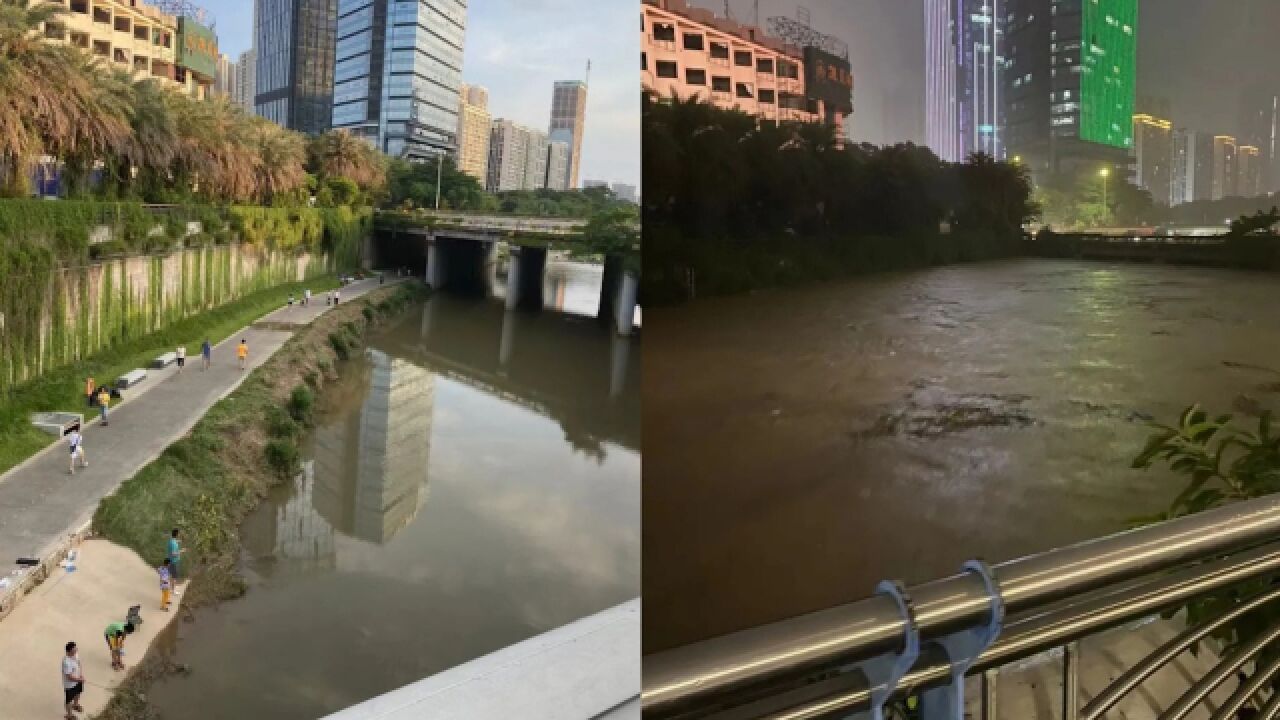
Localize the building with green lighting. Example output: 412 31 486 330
1002 0 1137 181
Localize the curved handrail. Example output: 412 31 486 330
645 494 1280 714
1159 622 1280 720
1208 653 1280 720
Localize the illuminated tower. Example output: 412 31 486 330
926 0 1002 162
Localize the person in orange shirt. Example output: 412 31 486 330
85 377 95 407
237 339 248 370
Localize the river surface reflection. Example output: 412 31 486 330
644 259 1280 652
147 273 639 718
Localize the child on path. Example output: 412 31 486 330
96 388 111 426
62 641 84 720
334 289 341 305
237 338 248 370
201 338 212 371
158 558 173 611
167 528 184 591
175 345 186 374
67 429 87 475
304 288 311 306
103 622 134 671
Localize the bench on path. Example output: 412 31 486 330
29 412 82 437
115 369 147 389
151 351 177 368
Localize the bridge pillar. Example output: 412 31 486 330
361 233 376 271
424 236 444 290
597 254 623 326
613 271 639 336
505 245 547 311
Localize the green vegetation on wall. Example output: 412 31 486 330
0 200 371 393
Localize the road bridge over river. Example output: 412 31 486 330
371 211 639 335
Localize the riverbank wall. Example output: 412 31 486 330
0 201 373 392
90 282 424 718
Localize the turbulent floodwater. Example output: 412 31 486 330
643 258 1280 652
146 265 640 718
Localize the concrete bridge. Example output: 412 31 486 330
1023 232 1236 265
372 211 639 335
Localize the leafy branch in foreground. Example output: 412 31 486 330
1132 405 1280 671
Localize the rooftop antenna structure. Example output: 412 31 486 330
767 7 849 59
152 0 211 26
585 59 591 87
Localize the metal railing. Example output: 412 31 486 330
643 493 1280 719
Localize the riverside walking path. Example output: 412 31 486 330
0 278 393 597
0 277 397 717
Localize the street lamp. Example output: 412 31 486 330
1099 167 1111 222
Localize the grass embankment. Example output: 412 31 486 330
94 282 424 720
0 277 341 476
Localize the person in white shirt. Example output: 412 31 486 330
304 288 311 306
67 429 87 475
175 345 186 374
63 641 84 719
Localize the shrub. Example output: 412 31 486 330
265 405 298 439
287 384 314 424
362 305 375 321
264 439 299 478
328 331 350 360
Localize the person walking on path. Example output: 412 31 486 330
62 641 84 719
334 289 341 305
96 388 111 427
104 621 133 671
237 338 248 370
175 345 186 374
67 429 87 475
84 377 95 407
304 288 311 306
158 558 173 611
201 338 212 371
167 528 185 591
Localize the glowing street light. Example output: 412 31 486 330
1099 167 1111 220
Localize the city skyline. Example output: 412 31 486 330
213 0 638 187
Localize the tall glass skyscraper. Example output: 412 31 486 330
925 0 1002 163
332 0 467 160
255 0 337 134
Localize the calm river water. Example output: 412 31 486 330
147 262 640 718
644 259 1280 652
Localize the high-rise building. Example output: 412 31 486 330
1239 88 1279 194
255 0 336 133
523 129 550 191
456 84 492 183
583 180 609 190
36 0 215 99
1002 0 1137 181
214 53 236 99
1238 144 1263 197
611 183 639 204
1133 114 1172 205
549 80 588 189
1171 128 1209 206
640 0 847 132
483 120 545 193
234 48 257 114
331 0 467 160
545 141 571 192
1212 135 1238 200
925 0 1002 162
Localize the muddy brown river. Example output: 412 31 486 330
643 259 1280 653
145 266 640 718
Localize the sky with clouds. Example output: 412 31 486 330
212 0 639 188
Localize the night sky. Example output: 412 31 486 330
698 0 1280 147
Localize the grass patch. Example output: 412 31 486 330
0 275 342 477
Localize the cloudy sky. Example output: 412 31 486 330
212 0 640 188
693 0 1280 146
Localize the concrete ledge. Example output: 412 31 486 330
0 518 93 625
152 351 178 368
323 599 640 720
30 412 82 437
116 368 148 388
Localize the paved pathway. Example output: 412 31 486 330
0 278 391 567
0 539 185 719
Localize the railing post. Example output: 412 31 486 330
982 669 999 720
1063 642 1079 720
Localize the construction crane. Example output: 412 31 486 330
151 0 211 26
